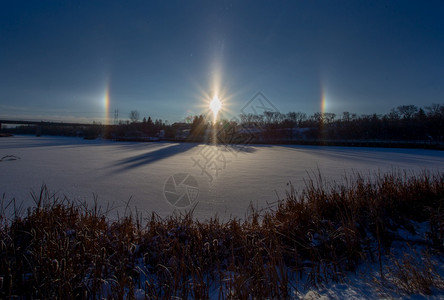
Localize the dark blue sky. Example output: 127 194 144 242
1 0 443 123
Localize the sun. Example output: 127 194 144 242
209 95 222 123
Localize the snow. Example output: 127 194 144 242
1 135 444 221
2 135 444 298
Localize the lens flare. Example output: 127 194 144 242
210 95 222 123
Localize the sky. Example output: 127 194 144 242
1 0 443 124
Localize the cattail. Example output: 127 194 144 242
52 259 59 272
129 243 137 255
60 258 66 272
143 253 150 264
204 242 210 253
30 228 36 239
168 256 177 268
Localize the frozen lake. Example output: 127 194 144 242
1 135 444 220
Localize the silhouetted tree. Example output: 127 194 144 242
397 105 418 119
129 110 140 123
190 115 207 141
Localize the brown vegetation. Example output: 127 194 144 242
0 171 443 298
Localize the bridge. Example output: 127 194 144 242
0 119 105 136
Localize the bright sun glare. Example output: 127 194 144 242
209 95 222 123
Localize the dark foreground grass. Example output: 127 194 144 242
1 171 444 299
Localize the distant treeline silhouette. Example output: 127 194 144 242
2 104 443 146
192 103 444 146
233 104 444 143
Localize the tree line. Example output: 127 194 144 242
2 104 443 144
221 103 444 143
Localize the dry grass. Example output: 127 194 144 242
385 250 444 295
0 171 443 298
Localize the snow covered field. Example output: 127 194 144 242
1 135 444 220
